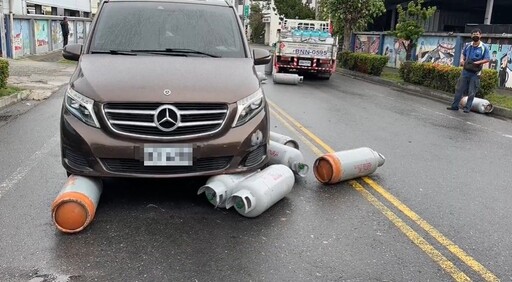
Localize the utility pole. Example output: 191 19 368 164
315 0 319 20
0 1 5 58
484 0 494 24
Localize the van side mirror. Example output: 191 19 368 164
253 48 271 65
62 44 83 61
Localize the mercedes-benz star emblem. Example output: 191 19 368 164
163 89 172 96
154 105 180 132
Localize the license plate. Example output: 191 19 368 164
143 144 193 166
299 60 311 66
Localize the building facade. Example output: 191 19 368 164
0 0 92 58
370 0 512 33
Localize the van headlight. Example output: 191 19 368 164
65 87 100 128
232 89 265 127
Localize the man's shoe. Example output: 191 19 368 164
463 109 470 113
446 107 458 111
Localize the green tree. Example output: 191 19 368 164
389 0 436 61
249 4 266 44
274 0 315 20
321 0 385 51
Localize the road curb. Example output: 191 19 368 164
0 90 32 110
337 68 512 120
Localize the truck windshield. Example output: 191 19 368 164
90 2 245 58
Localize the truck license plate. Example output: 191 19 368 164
143 144 193 166
299 60 311 66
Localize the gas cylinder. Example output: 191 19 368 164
51 175 103 233
292 29 302 42
313 147 385 184
268 140 309 177
273 73 303 85
460 96 494 113
226 164 295 218
269 131 299 150
197 171 258 208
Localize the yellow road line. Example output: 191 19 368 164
268 100 336 153
268 99 500 281
361 177 500 282
269 108 324 157
350 180 471 282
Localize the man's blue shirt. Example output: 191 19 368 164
462 42 490 77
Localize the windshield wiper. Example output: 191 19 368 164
91 50 137 56
130 48 220 58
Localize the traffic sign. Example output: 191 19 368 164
243 5 250 17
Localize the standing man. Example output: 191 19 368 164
60 17 69 47
447 29 490 113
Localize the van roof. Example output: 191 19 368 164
106 0 231 7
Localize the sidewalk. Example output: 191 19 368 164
337 67 512 120
381 66 512 97
0 51 76 109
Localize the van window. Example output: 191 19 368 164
90 2 245 58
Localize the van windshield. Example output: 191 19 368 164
90 2 245 58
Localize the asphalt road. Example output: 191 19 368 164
0 69 511 281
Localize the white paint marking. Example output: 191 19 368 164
0 135 59 201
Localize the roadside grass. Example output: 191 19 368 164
0 86 23 98
58 59 78 65
380 70 402 83
486 93 512 110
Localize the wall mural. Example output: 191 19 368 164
416 36 457 66
383 36 409 68
51 20 63 50
35 20 49 53
13 19 31 57
355 34 380 55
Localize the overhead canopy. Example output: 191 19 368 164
383 0 512 27
27 0 91 12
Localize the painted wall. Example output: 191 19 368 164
382 36 409 68
35 20 49 53
354 34 380 54
12 19 31 57
354 32 512 89
77 21 84 44
461 38 512 88
9 16 92 58
51 20 63 50
416 36 457 66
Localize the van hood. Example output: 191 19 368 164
71 55 261 104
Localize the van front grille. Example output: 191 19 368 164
103 103 228 139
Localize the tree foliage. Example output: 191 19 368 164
249 4 266 44
389 0 436 60
274 0 315 20
321 0 385 50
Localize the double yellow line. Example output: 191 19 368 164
268 100 499 282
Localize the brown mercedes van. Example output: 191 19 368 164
60 0 271 178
